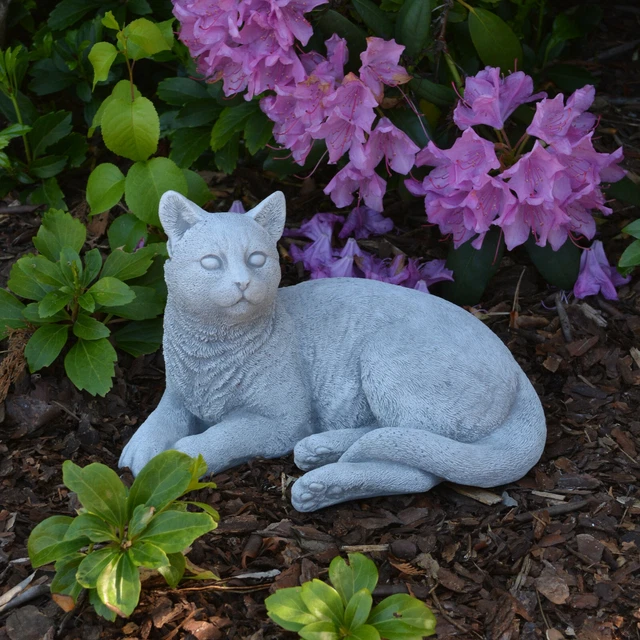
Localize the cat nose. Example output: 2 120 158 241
236 280 249 291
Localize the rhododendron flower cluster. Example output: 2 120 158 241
287 208 453 291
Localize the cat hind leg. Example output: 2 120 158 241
294 427 377 471
291 461 439 512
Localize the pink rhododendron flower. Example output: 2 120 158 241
229 200 246 213
338 206 394 239
403 258 454 289
359 37 411 103
574 240 631 300
324 163 387 211
453 67 545 131
329 238 363 277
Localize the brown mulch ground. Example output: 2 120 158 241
1 5 640 640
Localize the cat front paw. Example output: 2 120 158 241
291 474 345 512
294 435 340 471
119 437 172 476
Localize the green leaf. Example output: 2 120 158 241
158 552 186 588
524 237 580 290
157 77 209 106
329 554 378 606
124 157 188 227
101 284 163 320
440 227 503 306
33 209 86 262
214 134 239 174
89 588 117 622
90 81 142 136
128 504 156 539
30 155 67 179
345 625 380 640
607 176 640 208
112 318 163 356
301 580 345 627
184 501 220 521
89 42 119 90
368 594 436 638
545 64 598 93
138 510 216 554
102 10 119 29
64 513 118 543
298 621 342 640
73 314 110 340
127 449 194 516
87 163 125 216
345 589 373 631
78 292 96 313
7 258 55 301
0 123 31 149
37 290 73 318
409 77 456 107
387 107 431 147
176 100 222 127
170 127 211 168
316 10 367 68
395 0 431 59
101 95 159 162
89 276 135 306
619 239 640 269
78 547 121 589
468 8 523 72
108 214 148 252
123 18 172 60
0 289 27 339
265 587 318 632
28 516 90 567
100 247 156 281
623 219 640 240
59 247 83 287
351 0 393 38
244 112 273 155
156 19 176 50
82 249 103 288
22 303 68 325
28 177 67 211
28 111 73 159
24 324 69 372
63 460 128 527
210 102 259 151
129 541 169 569
48 0 107 31
545 13 582 64
51 554 84 602
19 255 66 288
183 169 211 207
64 338 117 396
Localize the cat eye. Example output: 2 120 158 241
247 252 267 268
201 255 222 270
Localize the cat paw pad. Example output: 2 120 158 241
291 477 345 512
294 441 338 471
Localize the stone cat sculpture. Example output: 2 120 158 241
119 191 546 512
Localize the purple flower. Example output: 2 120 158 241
229 200 246 213
338 206 394 239
574 240 631 300
329 238 363 277
526 85 597 154
453 67 545 131
324 163 387 211
403 258 454 289
359 37 411 103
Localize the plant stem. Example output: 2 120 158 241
455 0 474 14
535 0 546 51
9 93 31 164
514 133 530 158
444 53 463 92
124 49 135 102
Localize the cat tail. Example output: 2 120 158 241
339 373 546 487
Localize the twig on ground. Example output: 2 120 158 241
515 499 592 523
554 293 573 342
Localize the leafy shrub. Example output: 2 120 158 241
28 450 219 621
265 552 436 639
0 208 166 395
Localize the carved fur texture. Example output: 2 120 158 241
119 191 546 511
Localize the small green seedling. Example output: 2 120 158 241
28 450 219 621
265 552 436 640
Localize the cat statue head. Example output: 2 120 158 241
159 191 286 325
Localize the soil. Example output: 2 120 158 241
1 4 640 640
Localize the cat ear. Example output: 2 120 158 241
247 191 286 241
159 191 205 254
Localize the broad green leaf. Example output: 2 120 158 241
184 501 220 522
37 290 73 318
47 0 106 31
89 42 118 89
299 621 342 640
22 303 68 324
351 0 393 39
619 239 640 269
30 155 67 179
265 587 318 632
102 10 119 29
545 13 582 65
170 127 210 168
90 81 142 136
73 314 110 340
345 589 373 631
157 77 209 106
301 580 345 627
128 504 156 538
127 449 194 515
623 219 640 239
158 552 186 588
102 285 163 320
368 594 436 637
0 123 31 150
545 64 597 93
24 324 69 372
345 625 380 640
183 169 211 207
33 209 86 262
124 157 188 226
112 318 162 357
409 77 456 107
156 18 175 50
395 0 431 59
123 18 172 60
525 236 580 290
89 277 135 306
87 163 125 215
63 460 128 527
8 258 55 301
0 289 27 339
59 247 83 287
77 546 121 589
316 10 367 68
89 588 117 622
138 510 216 554
176 101 222 128
64 338 117 396
210 102 259 151
100 247 156 281
49 132 88 168
82 249 103 288
101 95 159 162
28 515 90 567
129 541 169 569
387 107 431 147
51 554 84 602
28 177 67 211
64 513 117 543
214 134 239 174
78 292 96 313
18 254 65 287
607 176 640 208
468 8 523 72
108 214 148 252
329 554 378 605
28 111 72 159
244 112 273 156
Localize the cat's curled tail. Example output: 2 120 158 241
340 371 547 488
